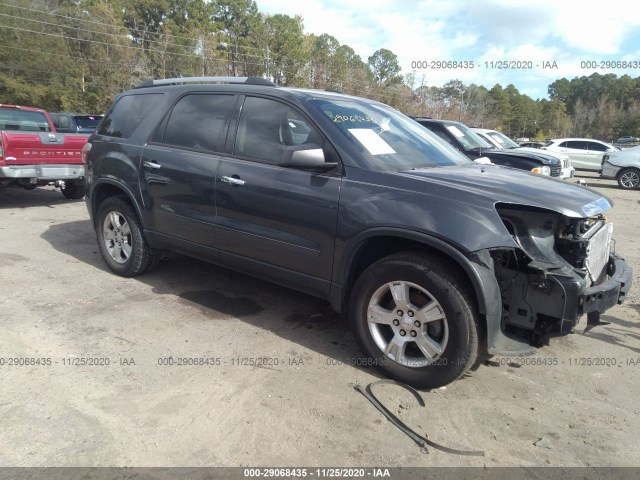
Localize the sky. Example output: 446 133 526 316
255 0 640 99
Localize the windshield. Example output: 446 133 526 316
0 108 52 132
73 115 103 129
445 122 492 150
487 131 520 149
308 98 471 170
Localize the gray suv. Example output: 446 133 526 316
84 77 632 388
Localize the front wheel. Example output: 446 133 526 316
617 168 640 190
96 196 157 277
349 252 479 389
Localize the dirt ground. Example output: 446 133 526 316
0 171 639 468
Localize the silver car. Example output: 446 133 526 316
601 145 640 189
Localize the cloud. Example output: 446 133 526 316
256 0 640 99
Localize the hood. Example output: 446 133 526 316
517 146 567 161
480 148 559 165
397 163 610 218
606 145 640 166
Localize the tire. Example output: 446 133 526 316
61 180 86 199
617 168 640 190
349 252 479 389
96 196 157 277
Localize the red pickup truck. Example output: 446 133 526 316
0 104 89 199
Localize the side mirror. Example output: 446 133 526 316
279 144 338 170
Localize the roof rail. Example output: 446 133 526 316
134 76 276 89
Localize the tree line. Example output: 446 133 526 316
1 0 638 142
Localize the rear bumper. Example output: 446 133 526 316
580 255 633 315
0 164 84 180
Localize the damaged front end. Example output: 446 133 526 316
481 202 632 354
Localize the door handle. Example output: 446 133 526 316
221 175 245 186
143 161 161 169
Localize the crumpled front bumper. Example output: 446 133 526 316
580 254 633 315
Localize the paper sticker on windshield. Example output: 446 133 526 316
348 128 396 155
446 125 465 138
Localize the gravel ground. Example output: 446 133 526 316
0 171 638 467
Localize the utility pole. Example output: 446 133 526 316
265 46 270 79
202 35 206 77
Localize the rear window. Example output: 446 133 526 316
98 94 162 138
0 108 51 132
587 142 607 152
73 115 103 129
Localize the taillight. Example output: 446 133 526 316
82 142 91 163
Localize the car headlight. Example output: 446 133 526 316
531 166 551 175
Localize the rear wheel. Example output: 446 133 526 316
61 180 86 199
96 196 157 276
349 252 479 389
617 168 640 189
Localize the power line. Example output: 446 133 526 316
0 11 416 106
0 2 270 55
0 11 267 61
0 22 268 68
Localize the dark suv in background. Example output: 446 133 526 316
50 112 103 134
414 118 563 178
84 77 632 388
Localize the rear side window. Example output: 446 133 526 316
55 115 72 129
98 94 162 138
587 142 607 152
162 94 235 152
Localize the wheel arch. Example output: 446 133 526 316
90 179 144 229
335 229 493 318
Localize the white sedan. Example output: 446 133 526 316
543 138 618 171
601 145 640 189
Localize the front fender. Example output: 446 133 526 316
335 227 492 316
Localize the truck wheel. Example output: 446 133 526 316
617 168 640 190
96 197 157 277
349 252 479 389
61 180 86 199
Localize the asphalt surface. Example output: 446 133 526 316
0 171 638 467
